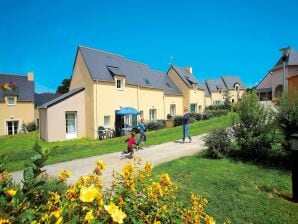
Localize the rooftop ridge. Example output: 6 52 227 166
79 45 124 58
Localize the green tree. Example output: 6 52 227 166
223 90 232 111
56 78 70 94
276 94 298 150
232 91 276 161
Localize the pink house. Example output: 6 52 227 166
256 47 298 100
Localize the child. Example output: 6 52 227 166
123 131 136 158
136 118 146 149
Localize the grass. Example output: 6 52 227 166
153 155 298 224
0 113 234 171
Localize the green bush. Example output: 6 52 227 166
276 95 298 150
232 91 278 162
204 128 231 159
145 120 165 131
26 121 37 132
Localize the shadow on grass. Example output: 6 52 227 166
256 184 295 202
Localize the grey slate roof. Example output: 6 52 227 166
78 46 182 95
272 47 298 70
204 83 211 97
221 76 246 90
205 76 246 94
39 87 84 108
0 74 34 101
34 93 62 107
205 78 227 93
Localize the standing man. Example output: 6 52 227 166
182 108 192 143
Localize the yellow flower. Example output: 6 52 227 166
55 216 63 224
205 215 216 224
111 207 127 224
160 173 172 187
0 217 10 224
80 185 100 203
84 210 94 222
49 191 60 204
104 203 127 224
123 163 134 177
153 220 161 224
58 169 72 182
94 160 107 175
152 182 163 197
5 188 17 197
0 171 11 184
144 162 153 174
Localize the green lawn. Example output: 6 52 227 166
153 155 298 224
0 114 233 171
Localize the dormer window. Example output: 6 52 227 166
192 84 197 92
218 89 222 94
6 96 16 105
116 79 123 90
235 84 240 92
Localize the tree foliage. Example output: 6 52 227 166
56 78 70 94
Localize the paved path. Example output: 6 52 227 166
11 134 207 188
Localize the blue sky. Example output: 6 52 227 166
0 0 297 93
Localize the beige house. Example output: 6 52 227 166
257 47 298 100
0 73 35 136
167 65 205 113
39 46 247 142
40 46 183 141
205 76 246 106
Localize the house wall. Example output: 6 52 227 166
205 96 212 108
167 68 190 109
70 50 95 139
189 89 205 112
210 92 224 105
41 90 86 142
94 81 168 134
271 66 298 98
0 100 34 135
288 74 298 98
229 89 245 103
164 95 183 116
39 108 48 140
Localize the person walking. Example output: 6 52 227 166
182 108 192 143
136 118 146 148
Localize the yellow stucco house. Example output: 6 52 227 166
39 46 246 142
0 73 35 136
205 76 246 106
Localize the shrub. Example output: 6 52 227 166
0 148 215 223
145 120 165 131
204 128 231 159
167 114 173 119
26 121 38 132
174 115 184 126
232 91 277 162
276 95 298 150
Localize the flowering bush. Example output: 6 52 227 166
0 150 215 223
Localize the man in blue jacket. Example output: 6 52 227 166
182 108 192 143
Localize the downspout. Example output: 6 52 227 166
163 94 165 120
96 80 98 137
137 84 140 111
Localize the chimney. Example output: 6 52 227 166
185 67 192 74
27 72 34 81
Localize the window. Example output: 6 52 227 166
232 99 235 103
218 89 222 94
123 114 132 128
65 112 77 133
193 84 197 92
213 100 221 105
190 104 197 113
149 109 157 121
140 110 144 118
6 121 18 135
116 79 122 89
198 105 202 113
7 97 15 105
235 85 239 92
104 116 110 127
170 104 176 116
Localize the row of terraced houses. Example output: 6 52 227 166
1 46 297 142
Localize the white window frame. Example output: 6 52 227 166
149 109 157 121
170 104 176 116
6 120 19 135
6 96 16 105
235 84 240 92
115 78 124 90
65 111 77 139
104 115 110 127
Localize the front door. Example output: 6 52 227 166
65 112 77 139
6 120 19 135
